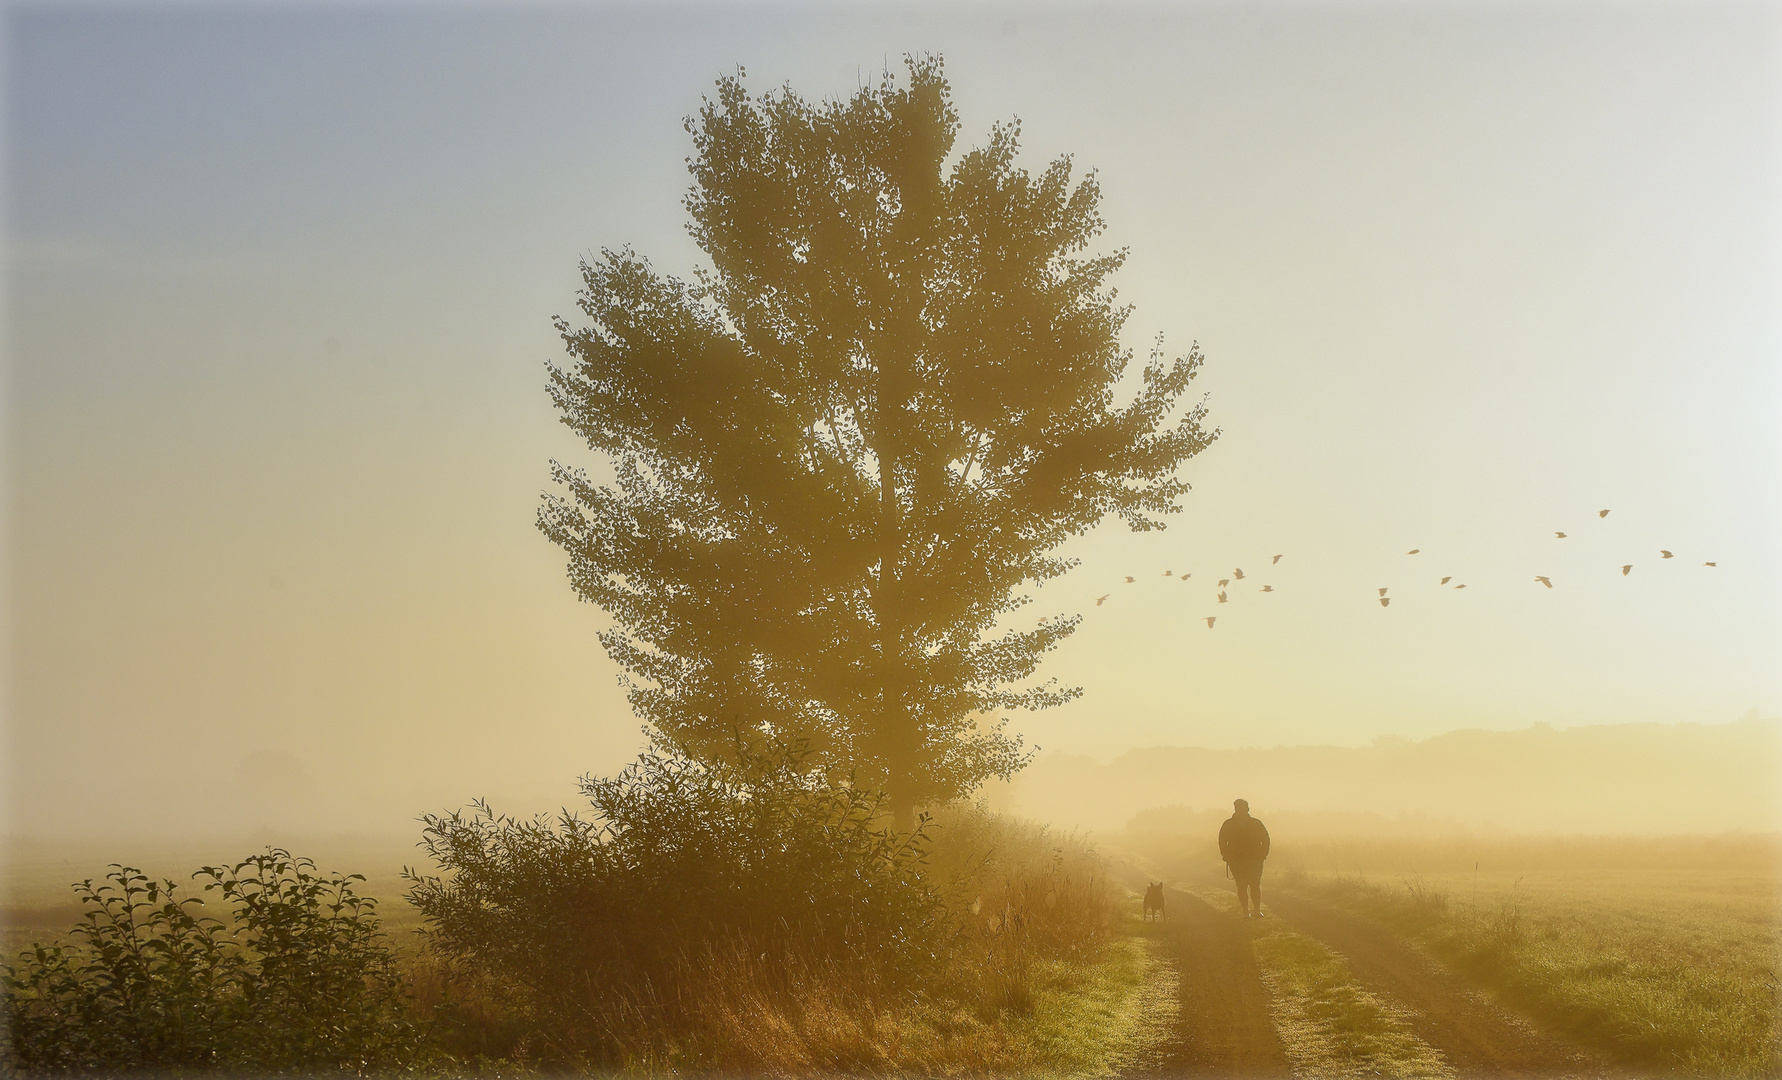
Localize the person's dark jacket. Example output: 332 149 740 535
1219 813 1270 863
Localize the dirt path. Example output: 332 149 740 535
1117 859 1626 1078
1264 887 1626 1079
1131 885 1291 1078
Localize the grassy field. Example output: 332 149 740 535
1276 836 1781 1078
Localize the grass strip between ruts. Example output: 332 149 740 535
1181 882 1454 1079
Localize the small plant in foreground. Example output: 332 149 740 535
2 850 427 1077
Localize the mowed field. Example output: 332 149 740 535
1127 830 1781 1078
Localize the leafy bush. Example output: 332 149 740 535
2 850 428 1076
407 748 1126 1072
405 739 936 1066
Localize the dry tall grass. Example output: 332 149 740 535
923 802 1116 1016
408 801 1124 1075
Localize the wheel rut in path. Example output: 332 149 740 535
1265 887 1628 1079
1135 886 1290 1079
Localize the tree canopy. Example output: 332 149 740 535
539 57 1216 821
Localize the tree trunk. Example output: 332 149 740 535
878 415 918 834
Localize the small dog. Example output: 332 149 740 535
1143 881 1166 922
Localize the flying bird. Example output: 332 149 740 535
1379 597 1391 607
1181 574 1193 581
1536 576 1552 588
1440 576 1452 585
1406 549 1420 555
1704 561 1718 567
1555 532 1567 539
1378 587 1389 597
1621 565 1632 576
1218 578 1230 587
1205 616 1216 628
1454 584 1467 589
1260 585 1275 593
1217 592 1228 604
1272 554 1283 564
1599 509 1611 518
1163 570 1174 576
1124 576 1135 583
1660 550 1673 559
1233 568 1246 580
1096 595 1110 606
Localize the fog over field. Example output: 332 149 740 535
3 6 1777 1074
7 2 1778 856
5 716 1770 871
990 715 1781 837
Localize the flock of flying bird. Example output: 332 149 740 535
1090 508 1721 629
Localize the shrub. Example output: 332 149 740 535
2 850 428 1076
405 739 937 1066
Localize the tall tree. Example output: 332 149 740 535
539 58 1216 825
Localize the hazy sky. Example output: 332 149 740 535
6 1 1779 837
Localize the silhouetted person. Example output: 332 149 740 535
1219 798 1270 918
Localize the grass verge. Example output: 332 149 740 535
1002 912 1178 1077
402 802 1157 1075
409 855 1170 1077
